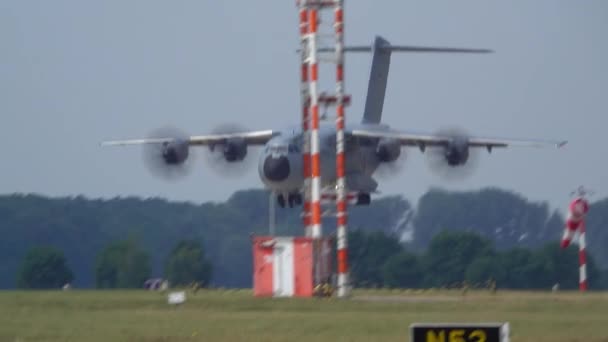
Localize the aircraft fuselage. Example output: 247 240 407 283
257 123 384 200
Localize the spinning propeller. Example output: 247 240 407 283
375 144 408 179
204 123 257 178
142 123 257 181
142 126 194 181
425 127 480 181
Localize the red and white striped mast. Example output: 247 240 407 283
298 3 312 237
307 6 323 240
297 0 324 289
333 0 350 298
296 0 351 297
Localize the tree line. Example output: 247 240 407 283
2 187 608 289
17 229 607 290
349 229 607 290
18 239 212 289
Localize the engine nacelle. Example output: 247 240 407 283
376 138 401 163
161 140 189 165
444 138 469 166
222 138 247 162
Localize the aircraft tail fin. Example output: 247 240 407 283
362 36 392 124
336 36 491 124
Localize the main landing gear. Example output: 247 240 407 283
356 193 371 206
277 193 303 208
276 192 371 208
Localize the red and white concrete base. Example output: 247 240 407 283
252 236 333 297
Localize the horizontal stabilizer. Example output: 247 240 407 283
343 46 491 53
316 45 492 54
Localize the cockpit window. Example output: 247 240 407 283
268 141 300 155
270 145 288 154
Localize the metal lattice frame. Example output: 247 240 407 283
296 0 351 298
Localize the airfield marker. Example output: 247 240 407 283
579 220 588 291
562 186 591 292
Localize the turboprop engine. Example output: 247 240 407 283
217 138 247 162
425 127 479 180
143 127 193 181
376 138 401 162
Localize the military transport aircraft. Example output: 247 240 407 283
102 36 567 208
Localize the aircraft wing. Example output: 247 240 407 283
101 129 277 147
349 129 567 150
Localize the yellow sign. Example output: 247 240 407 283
410 323 509 342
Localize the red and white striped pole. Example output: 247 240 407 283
562 192 590 292
298 3 312 237
333 0 350 298
308 7 322 240
579 220 588 291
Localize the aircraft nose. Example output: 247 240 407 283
263 155 290 182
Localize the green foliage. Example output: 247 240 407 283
349 230 403 287
346 195 412 235
417 231 604 290
413 188 563 250
17 246 73 289
422 230 494 287
465 256 506 285
584 197 608 278
529 242 600 290
499 248 538 288
600 269 608 289
1 188 608 290
382 251 423 288
95 240 151 289
165 240 212 287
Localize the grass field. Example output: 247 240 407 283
1 288 607 342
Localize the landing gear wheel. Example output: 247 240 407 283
283 193 302 208
277 194 286 208
357 193 371 206
288 195 295 208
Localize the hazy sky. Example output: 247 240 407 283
1 1 606 211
